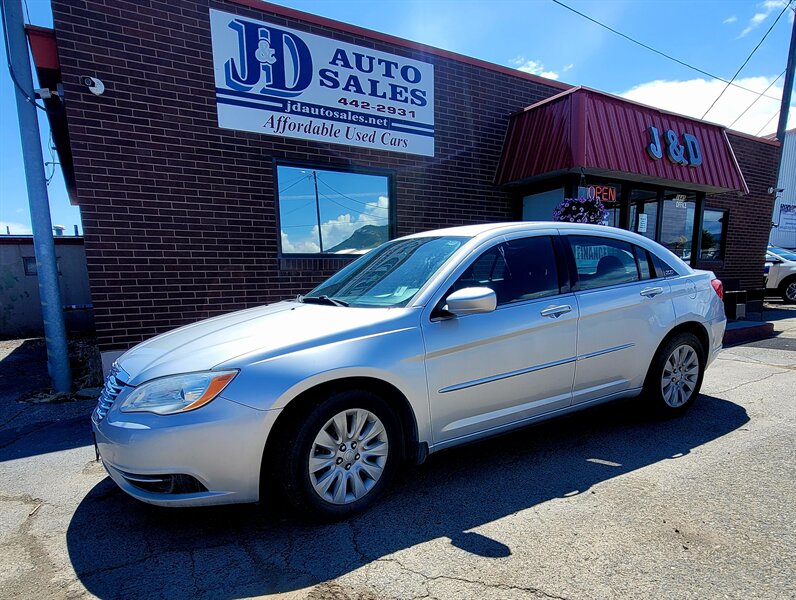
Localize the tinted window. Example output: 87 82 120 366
568 236 640 291
633 246 653 280
651 253 678 278
701 209 727 260
453 236 559 305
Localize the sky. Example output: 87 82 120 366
1 0 794 238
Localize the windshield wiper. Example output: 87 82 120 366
297 295 349 307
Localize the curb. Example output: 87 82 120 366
722 322 775 347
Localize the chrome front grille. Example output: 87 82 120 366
95 364 129 421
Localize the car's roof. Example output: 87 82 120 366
403 221 615 239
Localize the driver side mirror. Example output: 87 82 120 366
444 287 497 316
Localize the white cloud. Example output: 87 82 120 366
281 195 390 253
509 56 560 80
563 64 574 72
0 221 32 235
738 0 790 37
14 208 23 214
619 75 794 136
723 15 738 24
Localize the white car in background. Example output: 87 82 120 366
765 246 796 303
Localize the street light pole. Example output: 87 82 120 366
2 0 72 391
776 12 796 145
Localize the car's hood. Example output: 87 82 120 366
117 301 413 385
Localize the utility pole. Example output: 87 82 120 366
312 170 324 253
3 0 72 391
776 10 796 144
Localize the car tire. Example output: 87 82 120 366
779 276 796 304
277 389 401 520
643 332 705 417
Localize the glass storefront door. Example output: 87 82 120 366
628 189 658 241
659 190 696 262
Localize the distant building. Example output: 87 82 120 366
770 129 796 250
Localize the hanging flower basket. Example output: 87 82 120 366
552 196 607 224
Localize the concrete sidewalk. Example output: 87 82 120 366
723 301 796 347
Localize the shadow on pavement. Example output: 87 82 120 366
0 339 95 463
67 394 748 599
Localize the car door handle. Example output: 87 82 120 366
640 286 664 298
540 304 572 318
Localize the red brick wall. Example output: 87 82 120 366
699 134 779 290
51 0 565 351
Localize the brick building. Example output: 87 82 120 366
29 0 779 367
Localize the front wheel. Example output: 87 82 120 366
278 390 400 520
644 333 705 417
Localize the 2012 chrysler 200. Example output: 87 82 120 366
93 223 726 518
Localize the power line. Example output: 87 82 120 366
315 176 389 210
277 173 311 195
728 70 785 129
756 111 779 136
550 0 783 103
318 190 389 220
702 0 792 119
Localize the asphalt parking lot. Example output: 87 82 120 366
1 305 795 600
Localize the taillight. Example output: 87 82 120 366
711 278 723 300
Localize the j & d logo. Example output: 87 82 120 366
224 19 313 97
646 126 703 167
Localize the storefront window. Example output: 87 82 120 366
701 209 727 260
277 165 392 255
628 189 658 240
659 190 696 261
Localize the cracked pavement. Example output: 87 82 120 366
1 305 795 600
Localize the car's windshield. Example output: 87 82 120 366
768 246 796 261
303 236 467 308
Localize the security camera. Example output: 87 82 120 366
81 76 105 96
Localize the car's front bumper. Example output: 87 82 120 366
92 396 281 507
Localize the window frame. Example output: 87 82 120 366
563 234 659 293
273 159 397 259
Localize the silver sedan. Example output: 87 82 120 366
92 222 726 518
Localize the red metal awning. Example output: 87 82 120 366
496 87 749 194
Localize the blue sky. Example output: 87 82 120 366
1 0 794 236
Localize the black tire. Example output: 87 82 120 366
779 276 796 304
643 332 705 418
277 389 401 520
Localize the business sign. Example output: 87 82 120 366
578 184 618 203
779 203 796 233
209 9 435 156
645 126 702 167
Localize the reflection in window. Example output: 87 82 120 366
660 191 696 261
701 209 727 260
277 165 391 255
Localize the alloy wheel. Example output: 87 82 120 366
786 281 796 302
308 408 389 504
661 344 700 408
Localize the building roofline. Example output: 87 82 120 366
226 0 572 91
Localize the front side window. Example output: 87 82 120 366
451 236 560 305
568 235 640 291
305 236 466 307
277 165 391 255
701 209 727 260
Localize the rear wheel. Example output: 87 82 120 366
644 332 705 417
780 276 796 304
278 389 400 520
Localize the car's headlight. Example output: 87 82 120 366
119 370 238 415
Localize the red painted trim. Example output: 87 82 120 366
224 0 572 91
25 25 59 70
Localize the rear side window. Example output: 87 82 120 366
453 236 560 305
568 236 640 291
633 246 653 280
650 253 678 278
